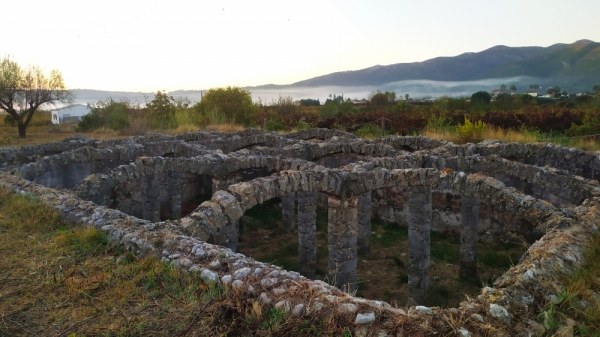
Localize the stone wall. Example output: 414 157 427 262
1 130 599 336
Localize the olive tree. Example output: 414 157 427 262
0 57 70 138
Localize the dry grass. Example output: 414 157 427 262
0 189 356 336
203 123 247 133
424 127 600 151
423 126 540 145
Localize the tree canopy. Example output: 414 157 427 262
146 91 176 129
195 87 255 125
0 57 69 137
470 91 491 105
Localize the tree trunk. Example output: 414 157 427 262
17 123 27 138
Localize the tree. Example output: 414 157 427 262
546 86 561 98
0 57 69 137
195 86 255 125
470 91 491 105
370 91 396 106
592 84 600 96
78 100 130 131
146 91 176 129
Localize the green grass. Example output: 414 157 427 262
0 189 353 336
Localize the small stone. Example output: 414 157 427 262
178 258 193 268
209 260 221 268
415 306 432 314
189 265 201 273
523 269 535 281
458 327 471 337
272 287 287 296
489 303 510 322
253 268 263 276
161 250 169 257
338 303 358 313
292 304 305 316
527 319 545 336
234 267 252 280
311 301 324 313
275 300 291 311
261 278 278 287
248 285 255 293
200 269 219 285
355 312 376 324
168 253 181 259
193 245 205 258
470 313 484 323
221 274 232 285
259 292 272 305
231 280 244 289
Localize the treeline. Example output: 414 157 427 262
75 87 600 140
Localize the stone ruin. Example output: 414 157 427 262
1 128 599 335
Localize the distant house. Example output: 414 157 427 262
51 104 91 125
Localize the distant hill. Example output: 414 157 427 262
291 40 600 91
70 40 600 103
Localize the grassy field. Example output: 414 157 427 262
0 189 355 336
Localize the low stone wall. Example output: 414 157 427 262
1 130 599 335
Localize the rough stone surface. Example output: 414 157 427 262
1 129 599 336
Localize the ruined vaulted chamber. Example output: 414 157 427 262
2 128 599 335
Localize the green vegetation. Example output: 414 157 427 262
194 86 256 126
0 189 361 336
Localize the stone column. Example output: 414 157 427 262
169 172 182 219
407 186 431 305
281 192 297 233
297 191 317 278
327 195 358 293
357 191 372 255
460 196 480 281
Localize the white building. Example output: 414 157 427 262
51 104 91 125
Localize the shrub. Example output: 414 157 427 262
194 87 256 125
77 100 131 131
456 117 486 143
146 91 177 129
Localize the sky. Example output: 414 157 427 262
3 0 600 92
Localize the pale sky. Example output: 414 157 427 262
3 0 599 92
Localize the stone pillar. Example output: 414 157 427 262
169 172 182 219
327 195 358 293
142 175 160 222
357 191 372 255
281 192 297 233
297 191 317 278
460 196 480 281
407 186 431 305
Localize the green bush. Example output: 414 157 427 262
77 100 131 131
566 112 600 137
456 117 486 142
194 87 256 125
146 91 177 129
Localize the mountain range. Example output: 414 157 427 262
71 40 600 104
287 39 600 90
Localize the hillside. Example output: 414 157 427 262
292 40 600 90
